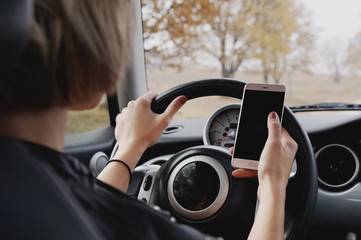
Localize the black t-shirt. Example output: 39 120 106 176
0 136 220 240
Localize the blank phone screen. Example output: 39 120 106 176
233 89 285 161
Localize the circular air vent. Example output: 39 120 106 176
316 144 359 189
167 155 229 220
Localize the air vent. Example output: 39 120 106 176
316 144 359 189
163 125 183 134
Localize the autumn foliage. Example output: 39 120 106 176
142 0 314 83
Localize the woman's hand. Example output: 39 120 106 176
257 112 298 199
231 112 298 240
231 112 298 199
113 91 187 169
98 91 187 192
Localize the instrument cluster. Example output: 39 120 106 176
203 104 241 149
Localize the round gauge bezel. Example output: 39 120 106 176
167 155 229 220
316 144 360 189
203 103 241 147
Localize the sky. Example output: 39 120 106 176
299 0 361 73
144 0 361 74
302 0 361 49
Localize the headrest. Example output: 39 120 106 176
0 0 33 68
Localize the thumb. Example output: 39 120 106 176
267 112 281 140
162 95 187 119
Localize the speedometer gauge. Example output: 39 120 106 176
203 104 241 148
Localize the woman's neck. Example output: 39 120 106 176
0 107 68 152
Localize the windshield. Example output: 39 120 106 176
142 0 361 119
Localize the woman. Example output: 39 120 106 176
0 0 297 239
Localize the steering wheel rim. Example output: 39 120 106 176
149 78 317 240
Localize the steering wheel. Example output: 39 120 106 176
123 79 317 239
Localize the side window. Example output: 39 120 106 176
65 95 110 135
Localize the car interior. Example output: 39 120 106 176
1 0 361 240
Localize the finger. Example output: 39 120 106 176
142 91 158 103
232 169 258 178
229 147 234 155
267 112 281 140
281 127 291 141
115 114 121 125
127 100 135 108
116 113 121 120
162 95 187 119
120 107 128 114
281 127 298 152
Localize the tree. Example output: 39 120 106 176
142 0 258 77
251 0 314 83
346 32 361 77
323 43 347 92
200 0 257 78
284 3 315 80
251 0 294 83
142 0 313 80
142 0 204 69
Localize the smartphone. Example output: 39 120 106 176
231 83 286 170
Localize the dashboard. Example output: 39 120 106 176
203 103 240 148
143 104 361 238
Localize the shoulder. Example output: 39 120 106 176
0 136 105 240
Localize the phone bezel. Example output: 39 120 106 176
231 83 285 170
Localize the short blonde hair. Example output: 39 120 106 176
0 0 135 112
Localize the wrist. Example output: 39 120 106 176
112 143 146 171
258 181 286 203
